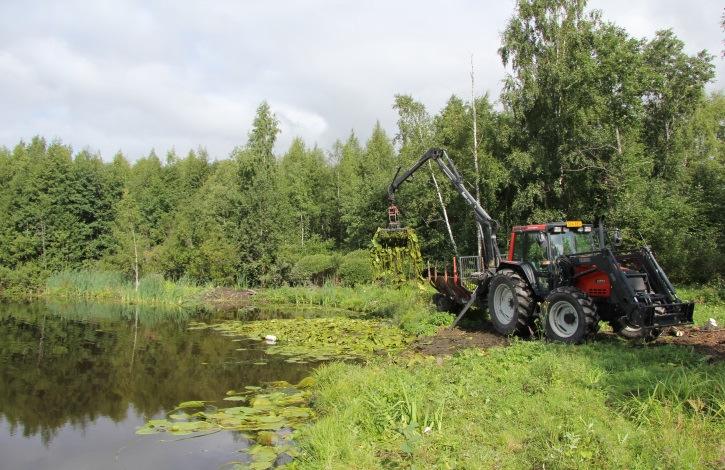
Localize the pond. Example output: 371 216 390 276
0 302 320 469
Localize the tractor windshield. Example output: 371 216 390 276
549 230 595 257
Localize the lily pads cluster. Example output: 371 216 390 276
188 317 411 362
136 379 316 469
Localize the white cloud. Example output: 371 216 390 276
0 0 722 160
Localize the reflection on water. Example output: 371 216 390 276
0 302 317 470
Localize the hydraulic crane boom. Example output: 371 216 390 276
388 148 501 269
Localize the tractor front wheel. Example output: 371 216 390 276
611 320 661 342
544 287 599 344
488 270 534 336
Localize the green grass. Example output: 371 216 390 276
678 284 725 325
45 270 205 308
287 284 725 469
295 341 724 469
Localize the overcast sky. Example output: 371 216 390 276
0 0 722 161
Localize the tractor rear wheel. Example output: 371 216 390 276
544 287 599 344
488 270 534 336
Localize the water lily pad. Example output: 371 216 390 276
176 400 205 409
255 431 279 446
168 420 218 435
251 397 272 408
223 396 246 402
224 406 256 415
205 317 410 363
295 377 316 388
281 406 312 418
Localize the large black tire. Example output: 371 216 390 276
544 287 599 344
488 270 534 336
432 293 455 313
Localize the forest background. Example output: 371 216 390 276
0 0 722 299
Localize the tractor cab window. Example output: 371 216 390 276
549 230 595 257
524 231 548 270
511 232 525 260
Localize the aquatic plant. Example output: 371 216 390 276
137 378 316 469
45 270 205 307
189 317 413 362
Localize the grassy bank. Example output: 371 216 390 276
295 341 724 469
27 269 725 328
44 270 205 308
255 283 453 335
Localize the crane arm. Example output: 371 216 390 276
388 148 501 268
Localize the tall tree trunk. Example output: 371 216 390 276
615 126 623 156
300 214 305 245
471 57 483 260
40 220 47 269
428 161 458 256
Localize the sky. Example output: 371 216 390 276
0 0 722 161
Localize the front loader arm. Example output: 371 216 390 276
388 148 501 268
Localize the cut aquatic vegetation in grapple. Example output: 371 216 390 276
136 378 315 469
188 317 412 362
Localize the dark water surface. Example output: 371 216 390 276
0 302 316 470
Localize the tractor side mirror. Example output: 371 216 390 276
613 228 623 247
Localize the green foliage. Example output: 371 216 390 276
291 254 338 286
0 263 46 301
338 250 374 286
0 3 722 291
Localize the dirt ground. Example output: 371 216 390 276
412 321 725 360
649 326 725 360
412 321 509 356
202 287 256 310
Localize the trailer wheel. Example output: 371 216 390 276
544 287 599 344
432 293 455 313
488 270 534 336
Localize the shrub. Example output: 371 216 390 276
292 254 338 286
0 262 47 301
338 250 374 286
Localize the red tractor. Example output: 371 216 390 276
388 148 694 343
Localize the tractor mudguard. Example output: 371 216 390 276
497 261 537 294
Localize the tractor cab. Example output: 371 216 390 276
505 221 596 296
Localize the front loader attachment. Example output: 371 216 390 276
595 247 694 331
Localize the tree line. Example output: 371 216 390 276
0 0 722 297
